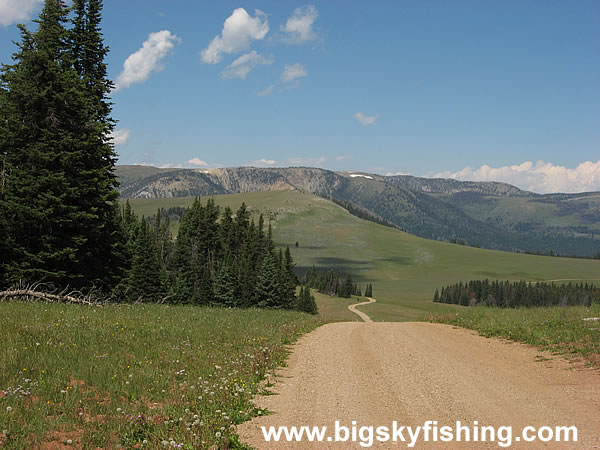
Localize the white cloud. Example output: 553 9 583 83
0 0 42 27
249 158 277 166
220 51 273 80
335 155 353 161
281 63 308 83
281 5 318 44
288 156 327 166
109 128 131 146
386 171 411 176
256 85 274 96
188 158 208 167
354 112 379 126
114 30 180 92
201 8 269 64
433 160 600 194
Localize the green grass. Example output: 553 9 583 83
127 191 600 321
427 304 600 366
0 302 321 449
313 291 362 323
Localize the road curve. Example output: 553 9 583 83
347 297 375 322
238 322 600 448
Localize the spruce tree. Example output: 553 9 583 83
125 218 166 302
213 253 236 306
256 251 281 308
1 2 90 286
0 0 123 291
280 246 298 308
298 285 318 314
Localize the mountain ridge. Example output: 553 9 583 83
116 165 600 257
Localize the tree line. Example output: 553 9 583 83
302 266 373 298
433 279 600 308
115 199 318 313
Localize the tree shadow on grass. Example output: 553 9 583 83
296 257 374 282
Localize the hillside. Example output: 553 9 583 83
117 165 600 257
126 190 600 321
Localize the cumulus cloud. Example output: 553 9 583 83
109 128 131 146
288 156 327 166
220 51 273 80
281 63 308 83
0 0 42 26
114 30 180 91
256 85 274 96
201 8 269 64
281 5 318 44
354 112 379 126
249 158 277 166
433 160 600 194
188 158 208 167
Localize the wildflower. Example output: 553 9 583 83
6 406 12 412
116 408 122 413
215 431 222 438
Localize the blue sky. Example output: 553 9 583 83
1 0 599 193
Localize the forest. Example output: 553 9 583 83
434 279 600 308
117 199 318 313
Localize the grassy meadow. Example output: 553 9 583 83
127 191 600 321
0 302 327 449
427 304 600 367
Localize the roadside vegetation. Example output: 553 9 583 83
0 302 321 448
427 304 600 367
434 279 600 307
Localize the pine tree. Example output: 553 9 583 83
280 246 298 308
125 218 166 302
298 285 318 314
0 0 124 291
213 253 236 306
1 1 91 286
256 251 281 308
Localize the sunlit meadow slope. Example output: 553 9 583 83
127 191 600 321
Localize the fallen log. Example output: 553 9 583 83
0 289 96 306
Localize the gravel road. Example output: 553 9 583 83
238 322 600 448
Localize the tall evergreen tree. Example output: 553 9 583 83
1 1 90 286
213 253 236 306
124 218 166 302
280 246 298 309
298 285 318 315
70 0 124 290
256 251 281 308
0 0 123 291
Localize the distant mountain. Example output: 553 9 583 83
116 165 600 257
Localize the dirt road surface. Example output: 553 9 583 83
348 298 376 322
238 322 600 448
